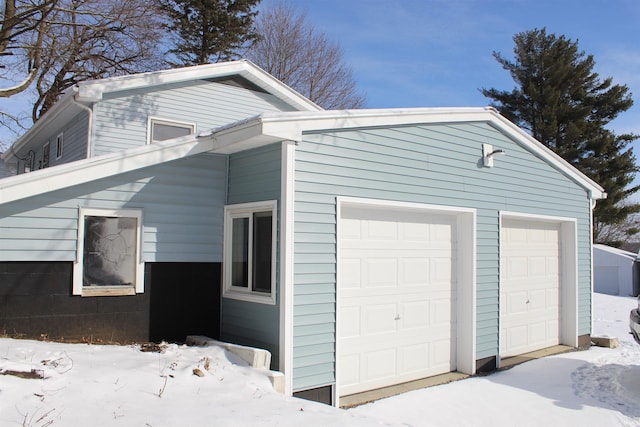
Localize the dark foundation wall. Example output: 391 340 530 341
148 262 221 343
0 261 220 343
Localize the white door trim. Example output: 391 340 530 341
336 197 476 406
498 211 578 365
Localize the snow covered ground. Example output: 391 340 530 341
1 293 639 426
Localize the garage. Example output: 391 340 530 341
500 217 562 358
337 201 475 397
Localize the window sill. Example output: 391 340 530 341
81 286 137 297
223 288 276 305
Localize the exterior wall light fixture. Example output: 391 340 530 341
483 143 506 168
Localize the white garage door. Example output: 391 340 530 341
338 205 457 396
501 218 561 358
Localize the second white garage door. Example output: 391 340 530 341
500 218 561 358
338 204 458 396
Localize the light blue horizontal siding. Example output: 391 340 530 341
292 121 592 390
221 143 282 370
92 80 295 156
0 153 226 263
54 110 89 165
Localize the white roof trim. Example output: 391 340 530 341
0 135 213 204
75 59 321 112
1 89 80 163
0 107 606 205
2 60 321 163
593 244 638 260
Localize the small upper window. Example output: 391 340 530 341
55 133 64 159
73 208 144 297
223 201 277 304
148 118 195 144
42 141 50 168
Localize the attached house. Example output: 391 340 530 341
593 244 639 297
0 60 605 405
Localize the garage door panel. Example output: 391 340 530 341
364 304 397 335
528 289 546 310
340 258 361 288
341 354 360 387
399 222 430 240
340 306 360 338
400 300 430 329
366 349 397 380
400 258 430 284
363 258 398 287
399 344 430 373
432 338 455 368
339 206 458 396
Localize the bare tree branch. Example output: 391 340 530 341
246 1 366 109
0 0 56 98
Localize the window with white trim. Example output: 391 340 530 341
223 201 277 304
73 208 144 297
55 133 64 159
148 117 195 143
42 141 50 168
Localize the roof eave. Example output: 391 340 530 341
484 109 606 200
0 134 215 204
75 60 322 112
0 115 298 205
2 90 80 162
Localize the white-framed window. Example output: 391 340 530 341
73 208 144 297
147 117 195 144
42 141 50 168
55 133 64 159
223 200 277 304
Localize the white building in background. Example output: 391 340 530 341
593 244 639 296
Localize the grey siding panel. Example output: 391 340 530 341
92 80 295 156
0 153 226 263
221 143 282 369
292 123 592 390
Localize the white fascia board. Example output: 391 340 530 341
258 107 497 132
594 244 637 259
75 60 321 112
485 110 606 200
75 61 251 101
236 60 322 112
0 135 214 205
206 116 302 154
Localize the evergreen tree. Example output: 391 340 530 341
481 28 639 245
160 0 260 66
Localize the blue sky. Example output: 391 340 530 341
261 0 640 146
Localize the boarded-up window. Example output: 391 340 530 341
83 216 137 287
74 208 143 296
